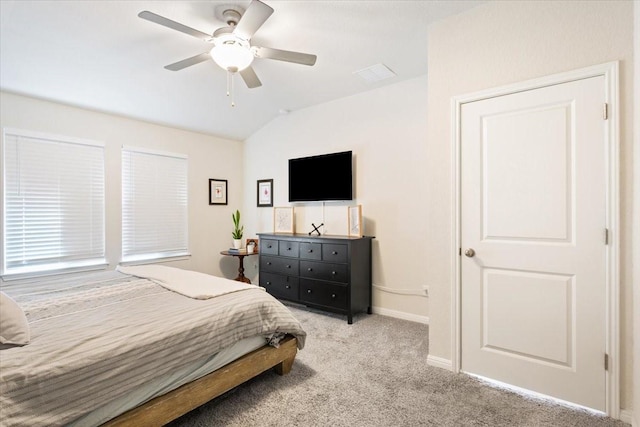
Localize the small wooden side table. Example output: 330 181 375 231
220 250 258 283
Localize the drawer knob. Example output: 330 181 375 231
287 247 291 251
308 249 313 253
331 294 336 299
307 289 312 294
268 245 272 248
286 265 291 268
266 281 271 285
332 251 338 255
267 262 272 265
331 271 336 275
308 268 313 272
285 285 290 289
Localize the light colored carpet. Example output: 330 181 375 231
168 304 627 427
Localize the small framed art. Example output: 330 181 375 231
274 207 294 234
209 179 228 205
348 205 362 237
257 179 273 207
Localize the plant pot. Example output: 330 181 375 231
232 239 242 249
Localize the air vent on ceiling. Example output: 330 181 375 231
353 63 396 84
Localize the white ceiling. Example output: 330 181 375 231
0 0 482 140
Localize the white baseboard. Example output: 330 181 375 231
371 306 429 324
427 354 453 371
618 408 632 424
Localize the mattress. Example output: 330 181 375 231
0 270 306 427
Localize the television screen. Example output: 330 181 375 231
288 151 353 202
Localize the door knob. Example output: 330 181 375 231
464 248 476 258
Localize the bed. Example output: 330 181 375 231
0 266 306 426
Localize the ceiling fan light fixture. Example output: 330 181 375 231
210 34 254 72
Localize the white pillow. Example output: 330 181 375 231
0 291 30 347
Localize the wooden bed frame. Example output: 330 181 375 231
102 335 298 426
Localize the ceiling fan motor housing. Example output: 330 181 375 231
221 8 242 27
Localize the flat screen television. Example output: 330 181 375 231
288 151 353 202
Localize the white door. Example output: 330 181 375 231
460 76 607 411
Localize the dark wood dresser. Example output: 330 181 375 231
257 233 373 324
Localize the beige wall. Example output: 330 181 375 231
633 3 639 425
425 0 634 413
0 91 245 280
242 76 430 322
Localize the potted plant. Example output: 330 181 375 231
232 210 243 249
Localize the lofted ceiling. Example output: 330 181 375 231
0 1 482 140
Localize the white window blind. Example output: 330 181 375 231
2 129 105 277
122 147 188 262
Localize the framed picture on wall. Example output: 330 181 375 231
348 205 362 237
257 179 273 207
209 179 228 205
273 207 294 234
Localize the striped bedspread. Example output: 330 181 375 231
0 270 306 427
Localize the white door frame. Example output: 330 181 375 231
450 62 620 417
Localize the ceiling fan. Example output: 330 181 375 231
138 0 317 106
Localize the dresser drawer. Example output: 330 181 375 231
322 244 347 263
260 273 298 300
299 279 347 310
299 260 348 284
261 255 299 276
278 240 299 257
299 242 322 260
260 239 279 255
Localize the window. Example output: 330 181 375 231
121 147 188 263
2 128 106 278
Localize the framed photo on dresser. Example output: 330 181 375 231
348 205 362 237
273 207 294 233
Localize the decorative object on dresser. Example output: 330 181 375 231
258 233 373 324
209 179 228 205
308 222 324 236
273 207 294 233
257 179 273 207
348 205 363 237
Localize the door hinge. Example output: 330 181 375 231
604 228 609 245
603 103 608 120
459 248 462 256
604 353 609 371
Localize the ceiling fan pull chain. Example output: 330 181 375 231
231 71 236 107
225 69 236 107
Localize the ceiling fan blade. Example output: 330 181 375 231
138 11 212 41
239 66 262 88
254 47 317 66
233 0 274 40
164 53 211 71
